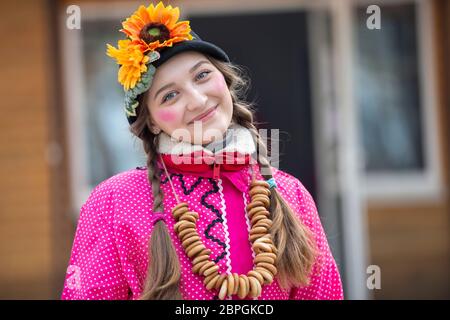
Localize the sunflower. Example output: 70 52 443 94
106 39 150 90
120 2 193 52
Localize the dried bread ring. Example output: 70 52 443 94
193 259 210 274
256 262 278 276
255 267 274 284
252 192 270 200
248 270 264 285
173 221 184 233
179 214 197 223
174 209 189 220
198 248 212 257
248 276 261 298
256 279 262 297
186 211 199 219
173 204 189 220
178 221 196 232
198 261 215 275
174 220 194 233
253 242 272 254
246 200 264 211
254 255 275 264
250 226 268 235
227 274 235 295
215 274 227 290
204 265 219 277
251 192 269 199
251 212 270 224
218 279 228 300
238 276 248 299
249 233 265 242
252 195 270 208
173 202 188 212
251 181 270 189
254 218 273 229
205 274 220 290
255 233 272 243
180 232 199 243
172 208 189 221
257 252 277 260
252 209 270 217
187 243 206 258
254 235 273 245
248 206 268 219
204 271 219 284
232 273 240 295
249 186 271 197
178 228 197 239
182 235 201 248
185 240 203 252
270 244 279 254
243 275 250 292
192 254 209 265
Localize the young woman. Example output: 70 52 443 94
61 2 343 300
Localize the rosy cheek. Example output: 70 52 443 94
156 110 178 123
213 76 227 93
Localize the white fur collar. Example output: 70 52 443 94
157 123 256 155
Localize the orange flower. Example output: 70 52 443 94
106 40 150 90
120 1 193 52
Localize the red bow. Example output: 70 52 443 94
158 151 254 180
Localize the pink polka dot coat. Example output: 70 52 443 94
61 124 344 300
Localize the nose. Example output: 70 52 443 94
185 86 208 112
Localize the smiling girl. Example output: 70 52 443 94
61 2 343 300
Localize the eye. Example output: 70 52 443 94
162 91 177 103
196 70 211 81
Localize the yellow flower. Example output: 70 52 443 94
120 1 193 52
106 39 150 90
106 1 193 90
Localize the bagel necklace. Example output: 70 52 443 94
159 154 279 300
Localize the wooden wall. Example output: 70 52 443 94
366 0 450 299
0 0 74 299
0 0 53 298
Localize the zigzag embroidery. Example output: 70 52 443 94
202 178 227 263
160 173 227 264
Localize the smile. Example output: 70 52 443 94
189 105 218 124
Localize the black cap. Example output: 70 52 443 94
153 31 230 67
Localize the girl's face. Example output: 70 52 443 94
146 51 233 145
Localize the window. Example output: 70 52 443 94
355 3 424 172
61 13 146 212
82 20 145 187
352 0 443 201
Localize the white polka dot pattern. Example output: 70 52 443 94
61 166 343 300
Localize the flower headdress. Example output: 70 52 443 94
107 1 230 125
106 2 193 121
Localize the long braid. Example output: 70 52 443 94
131 92 182 300
146 138 163 212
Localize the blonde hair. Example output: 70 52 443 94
129 55 318 299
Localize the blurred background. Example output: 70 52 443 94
0 0 449 299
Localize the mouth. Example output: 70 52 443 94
188 105 218 124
